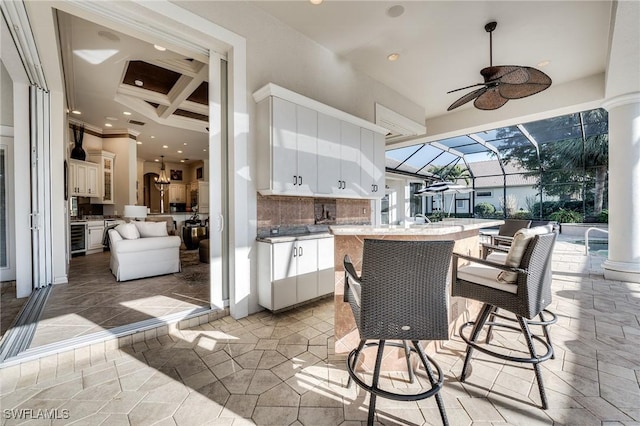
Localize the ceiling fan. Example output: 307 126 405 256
447 21 552 111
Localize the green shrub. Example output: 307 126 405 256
474 202 496 217
549 208 583 223
595 209 609 223
510 211 533 220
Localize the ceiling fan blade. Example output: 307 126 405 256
474 87 509 110
447 87 487 111
481 66 530 84
446 82 487 94
499 81 551 99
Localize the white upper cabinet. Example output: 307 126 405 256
360 129 385 197
254 83 388 199
316 113 342 195
69 159 99 198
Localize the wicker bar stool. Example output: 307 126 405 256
343 239 455 425
452 230 557 409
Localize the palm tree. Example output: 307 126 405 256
428 164 471 185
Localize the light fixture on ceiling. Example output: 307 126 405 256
71 110 81 115
104 123 113 127
177 150 183 153
136 141 142 145
105 116 117 121
309 0 323 4
123 111 132 116
162 145 168 149
447 21 552 111
154 155 171 214
134 79 144 87
150 136 155 139
387 53 400 61
154 44 167 51
180 159 185 163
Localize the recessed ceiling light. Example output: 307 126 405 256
104 123 113 127
134 79 144 87
150 136 155 139
136 141 142 145
162 145 168 149
183 143 188 145
387 53 400 61
154 159 159 162
105 116 118 121
154 44 166 51
180 159 185 163
177 150 183 153
387 5 405 18
71 110 81 115
309 0 323 4
203 149 207 152
123 111 132 116
537 60 551 67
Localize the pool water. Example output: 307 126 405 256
574 239 608 256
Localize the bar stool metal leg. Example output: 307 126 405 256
460 303 493 381
368 340 386 425
403 340 416 384
518 316 549 409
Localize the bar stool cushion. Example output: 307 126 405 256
486 251 508 264
457 263 518 294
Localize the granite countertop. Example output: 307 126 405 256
329 218 504 236
256 232 334 243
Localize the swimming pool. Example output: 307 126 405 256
574 239 608 256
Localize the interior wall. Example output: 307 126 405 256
1 62 13 126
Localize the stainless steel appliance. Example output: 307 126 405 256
70 221 87 255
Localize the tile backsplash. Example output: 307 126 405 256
257 194 370 235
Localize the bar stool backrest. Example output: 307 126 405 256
357 239 455 341
514 232 557 318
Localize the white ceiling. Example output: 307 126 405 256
252 1 612 121
57 1 613 162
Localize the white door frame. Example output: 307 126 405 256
24 0 249 316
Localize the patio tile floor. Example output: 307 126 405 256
1 237 639 425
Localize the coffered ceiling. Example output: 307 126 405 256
56 11 209 164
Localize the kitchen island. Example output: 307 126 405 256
329 218 504 370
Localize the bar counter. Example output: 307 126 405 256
328 218 503 369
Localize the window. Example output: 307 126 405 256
477 191 492 197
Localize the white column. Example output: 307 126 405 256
602 94 640 283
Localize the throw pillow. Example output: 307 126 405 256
115 223 140 240
135 221 169 238
497 225 552 283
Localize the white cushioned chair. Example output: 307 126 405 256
108 222 181 281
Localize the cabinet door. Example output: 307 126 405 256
360 128 375 197
271 97 298 193
198 182 209 213
317 238 335 296
103 156 114 203
272 241 297 310
296 239 318 303
340 121 361 196
75 163 88 195
86 164 99 196
317 113 342 195
296 105 318 195
372 132 386 196
87 225 104 250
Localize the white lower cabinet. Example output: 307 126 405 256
258 236 335 311
87 221 105 254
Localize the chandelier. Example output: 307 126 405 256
154 155 171 213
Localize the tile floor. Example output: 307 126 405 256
1 238 639 425
0 282 27 338
30 251 210 348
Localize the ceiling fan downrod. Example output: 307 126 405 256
485 21 497 68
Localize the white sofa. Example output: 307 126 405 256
108 222 181 282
